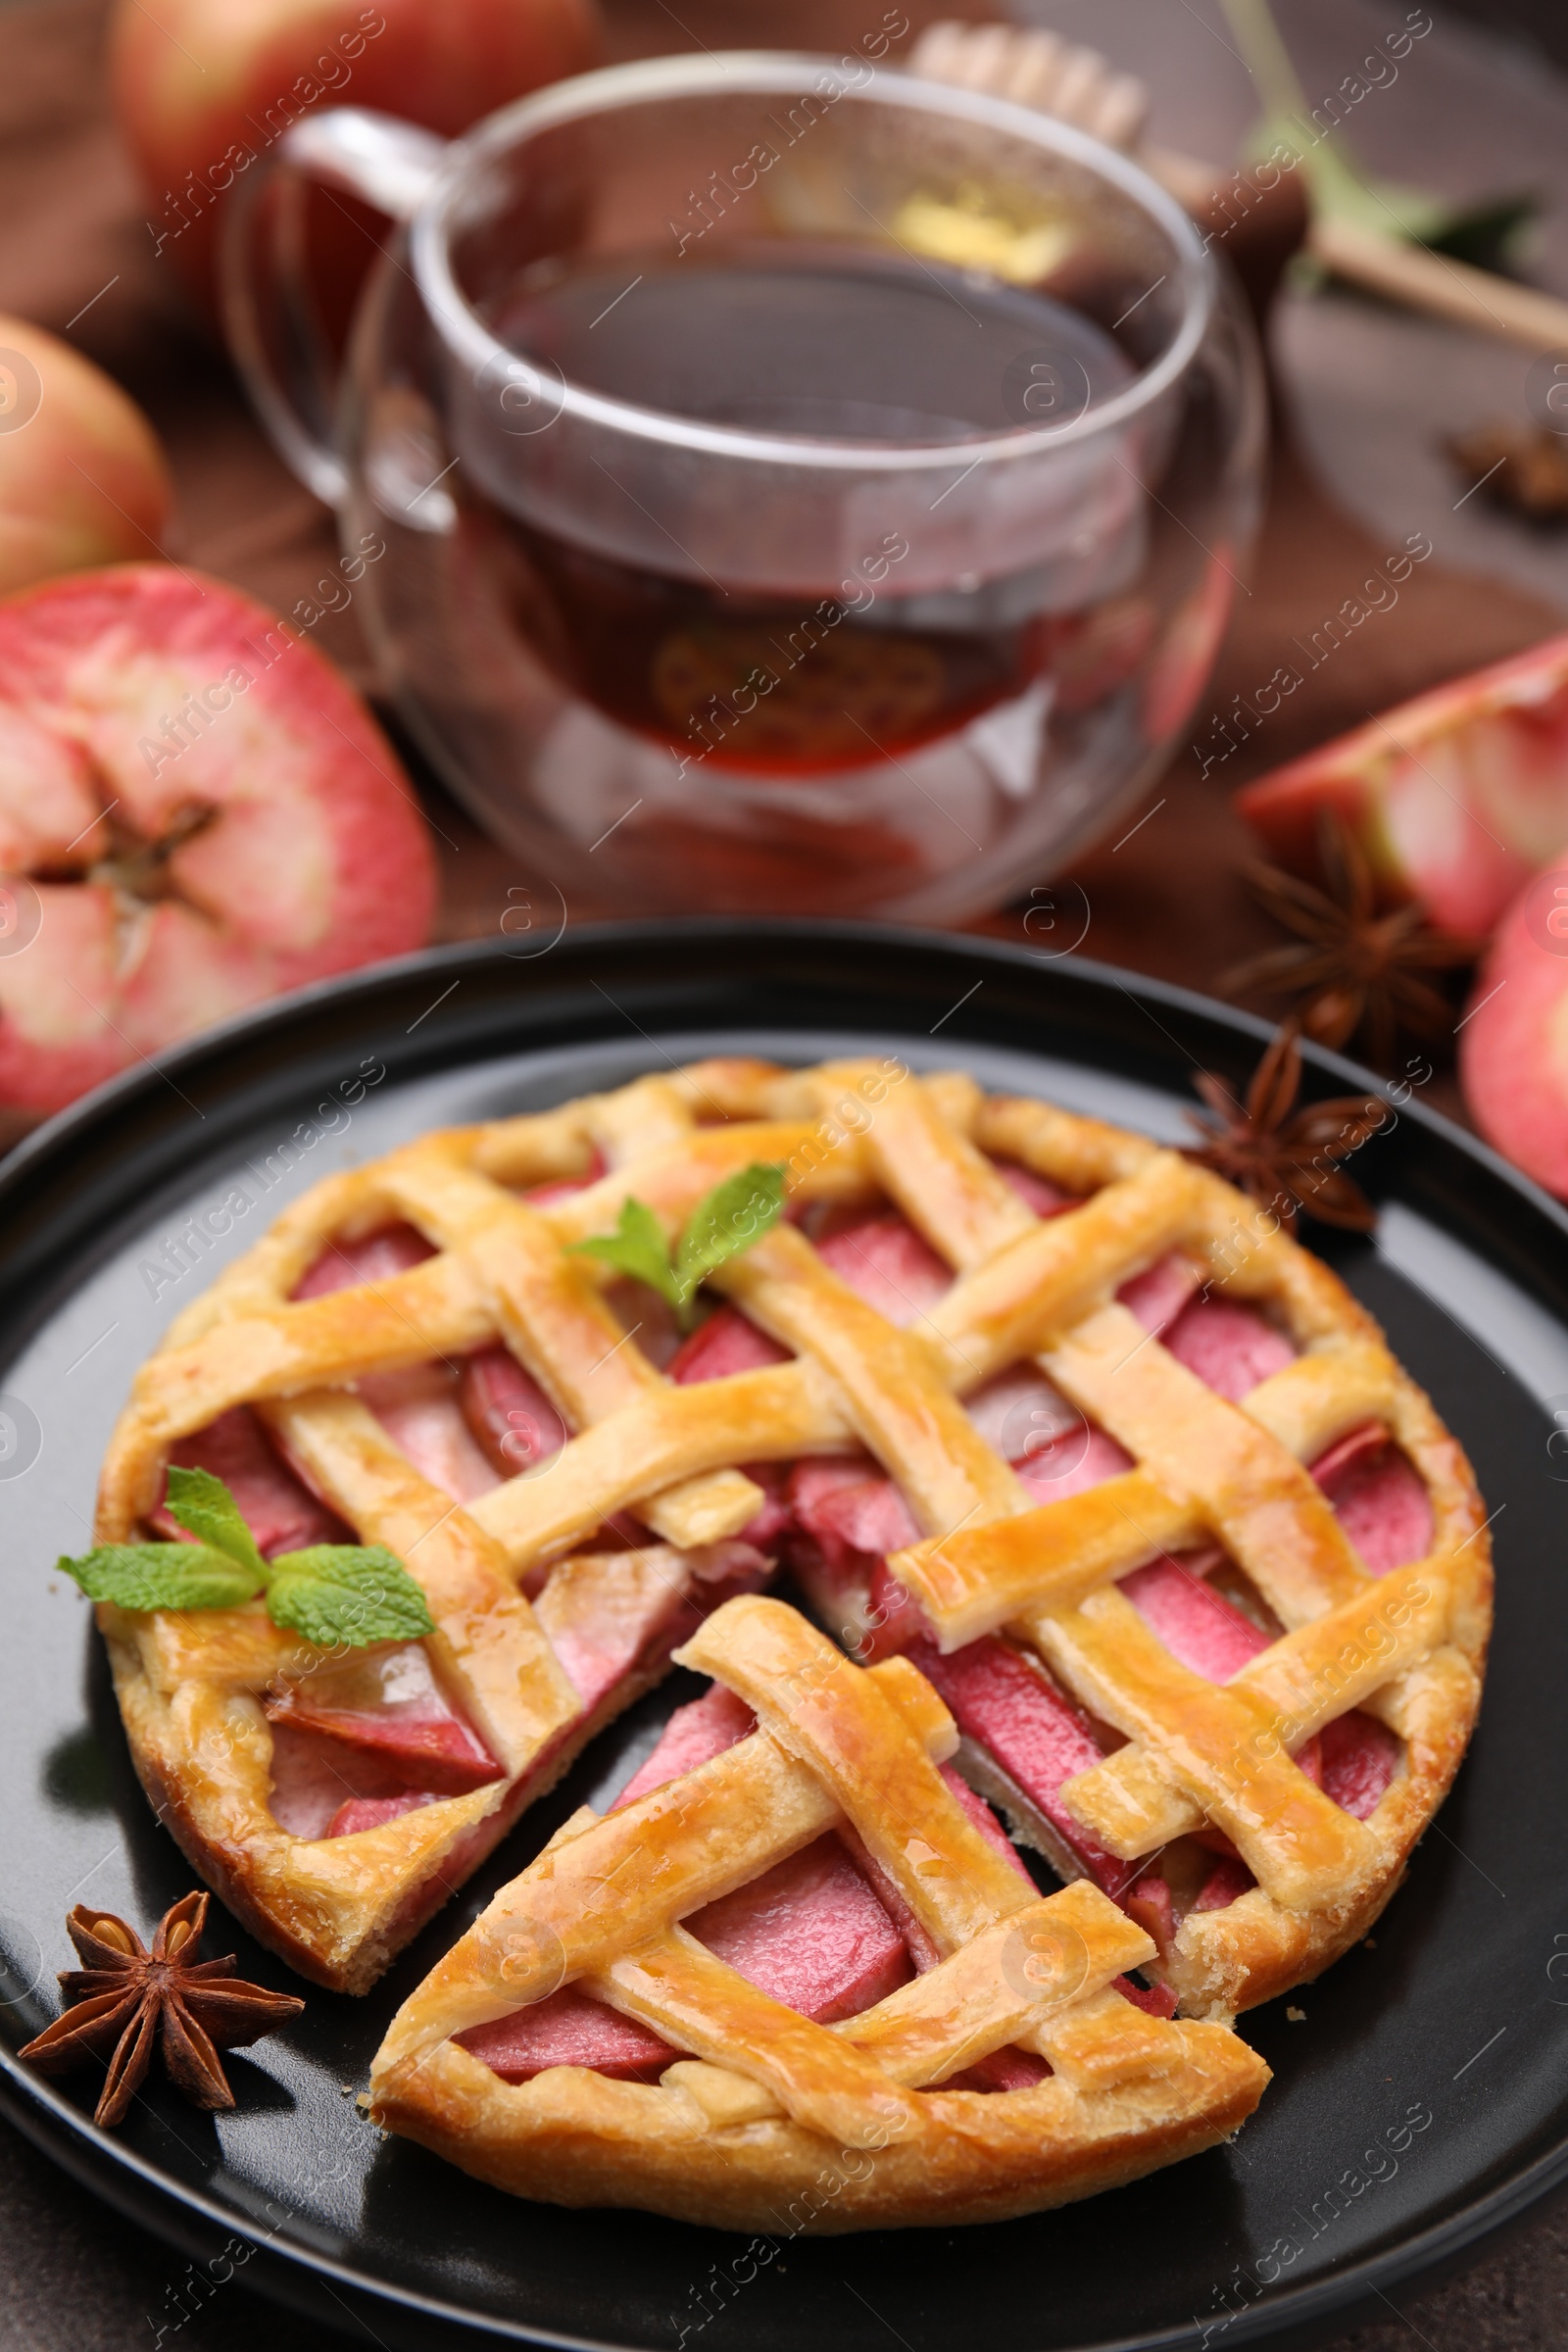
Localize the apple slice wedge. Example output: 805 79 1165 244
0 563 436 1111
1236 631 1568 936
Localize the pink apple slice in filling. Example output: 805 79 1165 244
689 1838 914 2024
292 1219 437 1298
1318 1708 1403 1816
906 1634 1124 1892
788 1460 922 1574
616 1682 756 1801
535 1542 773 1720
1117 1551 1274 1687
521 1157 607 1208
355 1362 501 1504
265 1642 501 1792
668 1307 794 1553
1118 1253 1208 1339
668 1304 790 1385
324 1791 437 1838
811 1213 955 1327
1311 1423 1434 1574
459 1346 568 1480
266 1718 448 1842
459 1984 674 2082
1160 1293 1297 1398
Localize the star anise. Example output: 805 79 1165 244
1220 814 1477 1070
1183 1021 1386 1233
18 1890 304 2127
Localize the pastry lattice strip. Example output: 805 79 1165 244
369 1597 1267 2227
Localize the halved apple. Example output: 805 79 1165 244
1237 632 1568 937
0 563 436 1112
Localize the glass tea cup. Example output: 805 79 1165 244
223 49 1263 922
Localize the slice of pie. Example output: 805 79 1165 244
91 1052 1489 2015
368 1594 1269 2230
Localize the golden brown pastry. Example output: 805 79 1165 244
90 1053 1488 2023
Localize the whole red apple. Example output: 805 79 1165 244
111 0 604 311
0 315 171 599
1458 865 1568 1199
0 563 437 1114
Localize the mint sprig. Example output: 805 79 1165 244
59 1471 435 1649
567 1161 786 1330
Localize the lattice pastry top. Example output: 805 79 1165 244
93 1050 1489 2017
369 1595 1270 2230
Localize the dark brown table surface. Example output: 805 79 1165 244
3 0 1567 2342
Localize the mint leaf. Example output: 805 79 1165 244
674 1163 786 1308
60 1543 265 1614
565 1197 682 1310
163 1464 268 1580
265 1545 435 1648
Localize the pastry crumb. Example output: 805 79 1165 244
1363 1936 1377 1948
1287 2005 1306 2022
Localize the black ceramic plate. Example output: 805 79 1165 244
2 920 1565 2352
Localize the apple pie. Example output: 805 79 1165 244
92 1051 1489 2022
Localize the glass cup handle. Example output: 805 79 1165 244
220 107 449 507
